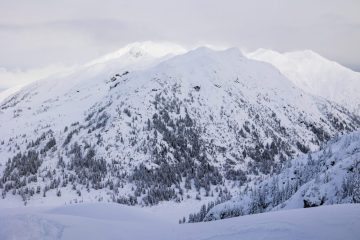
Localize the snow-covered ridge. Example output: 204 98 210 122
198 130 360 221
0 41 187 105
86 41 187 66
248 48 360 115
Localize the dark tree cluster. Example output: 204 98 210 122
2 150 42 182
342 160 360 203
186 190 231 223
126 92 224 205
40 137 56 154
1 150 42 200
67 142 107 189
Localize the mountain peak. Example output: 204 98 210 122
248 49 327 64
159 46 244 69
88 41 187 66
248 48 360 114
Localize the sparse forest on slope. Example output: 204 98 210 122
187 130 360 222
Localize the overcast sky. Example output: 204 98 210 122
0 0 359 75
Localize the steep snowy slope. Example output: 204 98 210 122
0 203 359 240
0 41 185 135
0 47 359 206
198 130 360 221
86 41 186 66
248 49 360 115
0 65 73 93
0 84 27 104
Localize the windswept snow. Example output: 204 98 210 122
248 49 360 115
0 203 359 240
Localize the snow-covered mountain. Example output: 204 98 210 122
0 41 186 105
190 130 360 222
0 45 359 207
85 41 186 66
248 49 360 115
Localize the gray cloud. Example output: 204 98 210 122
0 0 359 71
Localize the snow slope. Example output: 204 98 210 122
0 65 73 91
0 203 359 240
0 46 359 206
0 41 185 135
202 130 360 221
248 49 360 115
0 41 186 105
0 84 27 103
85 41 186 66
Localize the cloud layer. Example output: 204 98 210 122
0 0 359 73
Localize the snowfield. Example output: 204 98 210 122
0 203 359 240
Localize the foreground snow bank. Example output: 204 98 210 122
0 203 359 240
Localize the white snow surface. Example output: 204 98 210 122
86 41 187 66
0 203 358 240
248 49 360 115
0 41 186 105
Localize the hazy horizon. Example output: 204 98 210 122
0 0 359 90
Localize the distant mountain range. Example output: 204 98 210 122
248 49 360 115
